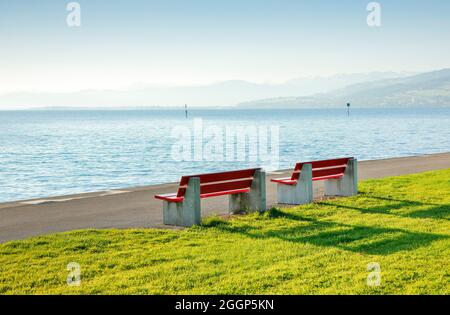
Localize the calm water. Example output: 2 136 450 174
0 108 449 203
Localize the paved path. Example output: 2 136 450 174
1 153 449 243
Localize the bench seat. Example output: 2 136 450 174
155 188 251 202
270 177 297 185
271 174 344 185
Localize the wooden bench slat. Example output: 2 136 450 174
291 165 348 177
179 168 259 186
272 173 344 185
312 174 344 181
200 179 253 195
155 187 252 203
154 193 184 202
176 178 254 196
200 188 250 199
294 158 351 171
312 167 347 178
270 178 297 185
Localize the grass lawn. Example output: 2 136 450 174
0 169 449 294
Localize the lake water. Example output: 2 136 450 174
0 108 449 203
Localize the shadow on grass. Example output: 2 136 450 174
203 208 448 256
405 204 450 220
318 192 450 221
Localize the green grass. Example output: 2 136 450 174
1 169 449 294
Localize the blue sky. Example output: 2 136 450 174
0 0 449 93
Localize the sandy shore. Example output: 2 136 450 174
1 153 449 243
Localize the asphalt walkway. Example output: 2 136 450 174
1 153 449 243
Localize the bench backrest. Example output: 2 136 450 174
291 158 352 180
176 168 261 197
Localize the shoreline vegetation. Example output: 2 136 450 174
1 169 449 294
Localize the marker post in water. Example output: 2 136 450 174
185 104 188 119
347 103 351 116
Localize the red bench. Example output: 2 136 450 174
271 157 358 204
155 168 266 226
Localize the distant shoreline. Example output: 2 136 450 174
2 69 449 111
1 105 450 111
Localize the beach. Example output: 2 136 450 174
1 152 449 243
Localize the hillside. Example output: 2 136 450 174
0 72 410 109
239 69 450 108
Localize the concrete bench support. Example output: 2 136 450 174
163 177 201 227
229 170 266 213
277 164 313 205
324 158 358 197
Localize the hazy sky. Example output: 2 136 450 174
1 0 450 94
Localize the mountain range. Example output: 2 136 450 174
239 69 450 108
0 72 416 109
